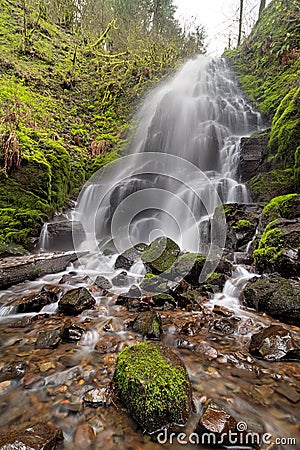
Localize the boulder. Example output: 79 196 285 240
35 328 62 349
239 133 269 182
141 237 180 274
61 319 85 342
140 274 173 294
261 193 300 228
113 342 192 433
0 252 78 289
0 422 63 449
242 275 300 326
249 325 298 361
58 287 95 315
131 310 162 339
0 362 27 382
95 275 112 291
254 218 300 277
115 243 148 271
249 168 296 203
195 400 244 447
152 293 177 309
111 271 134 287
163 253 206 286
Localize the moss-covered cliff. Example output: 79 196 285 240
225 0 300 200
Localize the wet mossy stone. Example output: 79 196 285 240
115 243 148 271
113 342 192 434
58 287 95 315
131 310 162 339
242 275 300 326
141 237 180 274
261 194 300 228
140 274 173 294
163 253 206 287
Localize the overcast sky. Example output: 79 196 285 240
174 0 272 55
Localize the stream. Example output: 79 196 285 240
0 56 299 449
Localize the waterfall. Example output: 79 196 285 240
74 56 262 256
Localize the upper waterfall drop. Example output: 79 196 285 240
73 56 263 254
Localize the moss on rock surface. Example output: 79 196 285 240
113 342 192 433
141 237 180 274
261 194 300 226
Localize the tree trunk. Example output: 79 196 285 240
153 0 161 36
237 0 244 46
259 0 266 18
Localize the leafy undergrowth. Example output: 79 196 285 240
225 0 300 196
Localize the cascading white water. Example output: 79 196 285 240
74 56 262 254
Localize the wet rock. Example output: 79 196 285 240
83 387 111 407
243 275 300 326
0 252 78 289
5 290 54 314
95 275 112 291
127 284 142 298
195 400 250 447
179 321 201 336
141 237 180 274
44 220 86 251
74 422 95 448
35 328 62 349
0 422 63 449
131 310 162 339
114 243 148 271
152 293 176 309
0 362 27 382
113 342 192 434
205 272 227 293
127 298 150 312
214 203 262 252
254 218 300 277
95 337 120 354
163 253 206 287
239 133 269 182
249 325 298 361
61 319 85 342
112 271 132 287
261 193 300 227
58 287 95 315
140 274 173 294
213 318 236 335
213 304 233 317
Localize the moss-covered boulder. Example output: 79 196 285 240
242 275 300 326
249 169 296 203
261 194 300 227
58 287 95 315
163 253 206 287
254 218 299 277
113 342 192 433
141 237 180 274
140 274 172 294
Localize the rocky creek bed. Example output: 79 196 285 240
0 197 299 450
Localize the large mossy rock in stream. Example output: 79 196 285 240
58 287 95 315
0 252 78 290
115 243 148 271
113 342 192 433
254 218 300 277
162 253 206 286
141 237 180 274
242 275 300 326
0 422 63 449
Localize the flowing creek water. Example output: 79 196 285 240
0 56 299 449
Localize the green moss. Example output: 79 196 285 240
113 342 191 433
262 193 299 225
250 168 296 202
254 221 284 273
144 273 155 280
141 237 180 274
233 219 252 230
